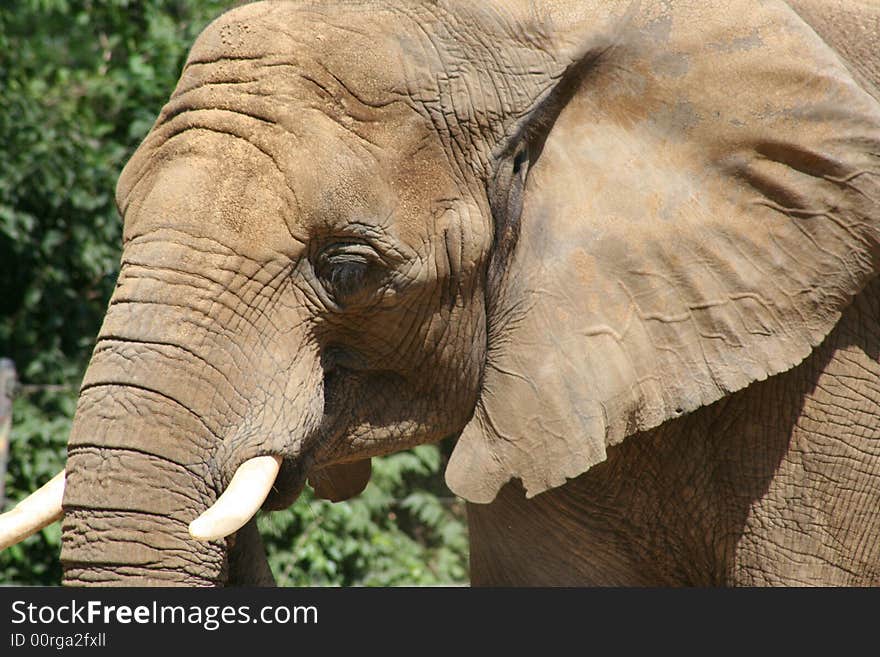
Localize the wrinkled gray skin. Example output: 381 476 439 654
57 0 880 586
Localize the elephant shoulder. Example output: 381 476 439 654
787 0 880 99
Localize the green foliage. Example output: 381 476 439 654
0 0 468 586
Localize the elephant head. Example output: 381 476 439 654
2 0 879 585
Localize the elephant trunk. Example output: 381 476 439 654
58 275 245 585
55 236 321 585
61 380 227 586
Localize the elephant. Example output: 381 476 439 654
1 0 880 586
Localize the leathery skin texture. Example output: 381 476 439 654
2 0 871 586
469 277 880 586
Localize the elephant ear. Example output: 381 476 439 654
446 0 880 502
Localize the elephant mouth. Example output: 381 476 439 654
191 355 404 543
189 438 317 542
267 453 312 509
193 397 364 542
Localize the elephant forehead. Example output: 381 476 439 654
186 1 414 103
122 133 297 256
119 117 462 264
114 3 473 252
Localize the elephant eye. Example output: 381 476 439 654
316 242 382 304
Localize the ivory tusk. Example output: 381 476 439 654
189 455 282 541
0 471 65 550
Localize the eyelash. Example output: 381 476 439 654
315 242 383 303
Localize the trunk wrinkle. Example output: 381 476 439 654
77 382 221 442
